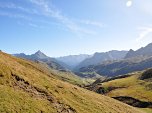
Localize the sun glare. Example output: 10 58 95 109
126 0 132 7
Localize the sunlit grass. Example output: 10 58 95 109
0 51 144 113
102 72 152 102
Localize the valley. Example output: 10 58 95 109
11 42 152 112
0 51 145 113
1 0 152 112
86 69 152 112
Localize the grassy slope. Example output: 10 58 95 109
50 70 94 86
19 58 94 86
99 72 152 113
0 52 144 113
102 72 152 101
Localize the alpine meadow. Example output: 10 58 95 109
0 0 152 113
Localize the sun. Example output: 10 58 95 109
126 0 132 7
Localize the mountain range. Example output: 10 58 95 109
2 43 152 113
13 50 68 71
14 42 152 78
0 51 144 113
125 43 152 59
74 50 128 71
13 50 128 71
77 43 152 77
56 54 91 70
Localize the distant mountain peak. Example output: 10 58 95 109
129 49 134 51
19 53 26 55
125 42 152 59
34 50 47 59
147 42 152 46
128 49 134 53
35 50 44 55
13 51 67 71
35 50 46 56
36 50 41 52
75 50 128 71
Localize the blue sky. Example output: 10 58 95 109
0 0 152 57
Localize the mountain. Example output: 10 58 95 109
79 56 152 77
86 69 152 112
14 50 49 60
56 54 91 70
77 43 152 77
97 56 152 76
31 50 49 59
0 51 144 113
13 42 152 78
13 52 93 86
75 50 128 71
13 50 67 71
125 43 152 59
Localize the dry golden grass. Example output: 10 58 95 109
0 51 144 113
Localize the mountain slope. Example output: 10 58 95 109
87 69 152 111
75 50 128 71
13 51 93 86
125 43 152 59
56 54 91 70
34 61 91 86
78 54 152 77
14 50 67 71
0 51 143 113
76 43 152 77
94 56 152 76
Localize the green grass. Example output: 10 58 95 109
0 85 55 113
52 70 94 86
101 72 152 102
26 60 94 86
0 51 144 113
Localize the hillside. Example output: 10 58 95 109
87 69 152 112
0 51 144 113
34 61 92 86
14 51 93 86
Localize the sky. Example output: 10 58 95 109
0 0 152 57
